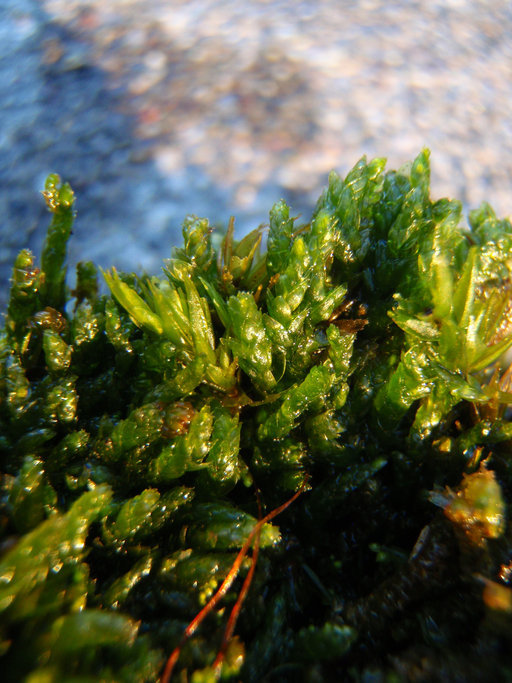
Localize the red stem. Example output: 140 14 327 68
159 483 306 683
212 491 263 673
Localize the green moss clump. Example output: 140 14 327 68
2 150 512 681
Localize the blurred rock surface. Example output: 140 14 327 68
1 0 511 308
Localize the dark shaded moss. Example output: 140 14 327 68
1 153 512 681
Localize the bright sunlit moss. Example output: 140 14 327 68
1 151 512 681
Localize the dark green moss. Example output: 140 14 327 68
1 151 512 681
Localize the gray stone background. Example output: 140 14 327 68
1 0 511 309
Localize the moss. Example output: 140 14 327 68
1 150 512 681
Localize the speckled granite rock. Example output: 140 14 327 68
1 0 511 309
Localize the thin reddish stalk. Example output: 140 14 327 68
212 491 263 674
212 524 261 674
159 483 306 683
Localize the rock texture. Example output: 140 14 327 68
1 0 511 308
